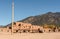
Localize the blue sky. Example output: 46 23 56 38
0 0 60 25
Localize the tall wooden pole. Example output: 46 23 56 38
11 0 14 35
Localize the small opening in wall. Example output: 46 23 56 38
16 30 18 32
9 27 12 29
13 22 16 25
29 26 31 28
24 26 25 28
58 29 60 31
38 28 43 33
28 30 30 32
23 30 26 32
18 24 21 26
49 30 51 32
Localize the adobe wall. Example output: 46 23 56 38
12 22 44 33
0 22 59 33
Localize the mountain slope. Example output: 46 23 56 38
19 12 60 26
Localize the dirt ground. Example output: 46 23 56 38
0 32 60 39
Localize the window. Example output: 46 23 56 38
18 24 21 26
23 30 26 32
38 28 43 33
24 26 25 28
13 22 16 25
9 27 12 29
16 30 18 32
29 26 31 28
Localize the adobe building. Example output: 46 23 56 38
58 27 60 32
0 22 59 33
0 26 11 32
43 28 52 32
12 22 44 33
0 27 7 32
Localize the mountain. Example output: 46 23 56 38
19 12 60 26
5 12 60 27
0 25 6 28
